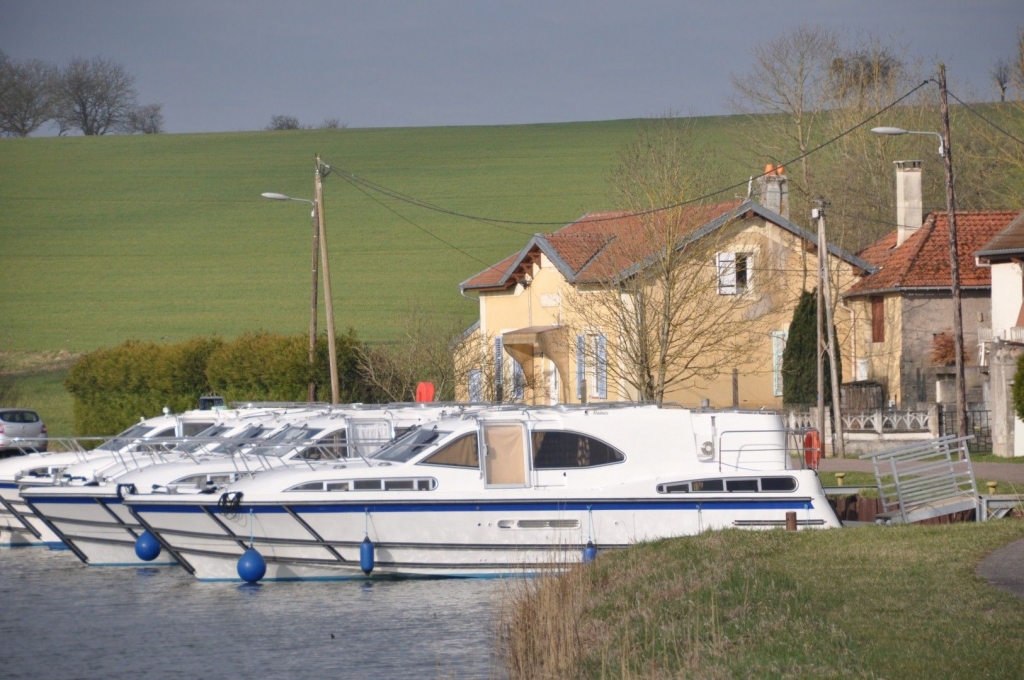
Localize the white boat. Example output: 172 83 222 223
124 404 841 582
23 404 465 566
0 412 196 548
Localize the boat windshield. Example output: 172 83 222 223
372 428 451 463
247 426 324 457
177 424 232 453
100 423 161 452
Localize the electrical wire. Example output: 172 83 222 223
322 79 933 230
947 90 1024 149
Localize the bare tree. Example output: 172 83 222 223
729 25 841 222
992 58 1011 102
266 114 300 131
0 51 57 137
319 118 347 129
565 119 773 404
357 305 473 402
127 103 164 134
53 56 139 135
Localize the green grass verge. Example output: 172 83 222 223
5 368 75 437
502 522 1024 677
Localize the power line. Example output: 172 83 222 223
947 90 1024 148
323 79 932 230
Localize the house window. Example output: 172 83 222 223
770 330 787 397
717 252 751 295
576 333 608 400
871 297 884 343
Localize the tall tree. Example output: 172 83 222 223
782 289 840 405
566 118 775 404
729 25 840 223
53 56 139 135
0 50 56 137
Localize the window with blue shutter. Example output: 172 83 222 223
468 369 483 402
512 360 525 401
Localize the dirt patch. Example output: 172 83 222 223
0 350 83 374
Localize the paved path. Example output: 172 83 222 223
977 538 1024 599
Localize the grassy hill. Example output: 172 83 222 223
0 116 763 354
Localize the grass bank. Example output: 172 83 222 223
500 522 1024 678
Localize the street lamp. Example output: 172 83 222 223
871 65 965 440
870 127 945 157
261 189 336 404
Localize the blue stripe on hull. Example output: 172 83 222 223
133 498 815 514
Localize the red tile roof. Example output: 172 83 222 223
846 211 1021 297
460 200 744 290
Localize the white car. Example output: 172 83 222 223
0 409 47 455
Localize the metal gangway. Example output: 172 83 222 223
861 435 980 525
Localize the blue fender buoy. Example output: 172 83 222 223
583 540 597 564
360 536 374 575
237 548 266 583
134 530 161 561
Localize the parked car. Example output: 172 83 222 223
0 408 47 456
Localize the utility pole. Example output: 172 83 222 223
314 153 340 404
938 63 968 441
814 197 845 458
307 203 320 402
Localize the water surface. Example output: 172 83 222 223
0 548 504 679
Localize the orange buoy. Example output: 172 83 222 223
803 430 821 470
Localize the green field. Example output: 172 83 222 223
0 117 762 354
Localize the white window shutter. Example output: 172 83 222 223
717 252 736 295
494 337 504 387
595 334 607 399
576 334 585 399
771 330 787 397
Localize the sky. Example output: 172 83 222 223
1 1 1022 134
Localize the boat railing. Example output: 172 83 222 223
716 428 799 472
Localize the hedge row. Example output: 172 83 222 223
64 330 372 435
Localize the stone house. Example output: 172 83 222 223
841 160 1020 409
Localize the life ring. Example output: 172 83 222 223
803 430 821 470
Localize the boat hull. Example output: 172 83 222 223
21 490 179 566
129 492 837 581
0 482 64 548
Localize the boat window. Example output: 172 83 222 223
298 431 347 460
101 423 159 451
177 425 232 453
286 478 436 492
182 421 215 436
760 476 797 492
353 479 382 490
373 428 451 463
420 433 479 468
531 431 625 469
691 479 724 492
726 479 759 492
656 482 691 493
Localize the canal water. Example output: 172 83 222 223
0 548 505 679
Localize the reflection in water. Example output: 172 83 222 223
0 549 504 679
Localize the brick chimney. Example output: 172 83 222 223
895 160 923 247
757 164 789 220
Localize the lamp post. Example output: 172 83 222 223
871 65 966 440
261 182 338 404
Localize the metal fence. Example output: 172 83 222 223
938 406 992 454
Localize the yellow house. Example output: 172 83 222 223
457 188 873 408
